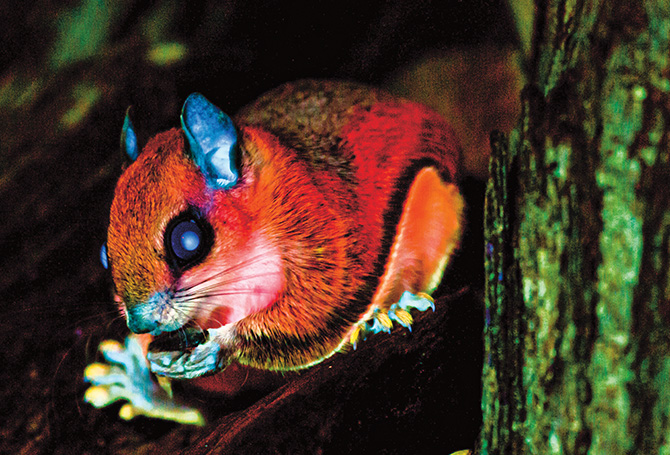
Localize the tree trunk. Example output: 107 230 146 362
480 1 670 453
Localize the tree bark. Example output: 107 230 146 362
481 1 670 453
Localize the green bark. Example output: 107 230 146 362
481 1 670 453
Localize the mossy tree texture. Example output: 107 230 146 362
482 1 670 453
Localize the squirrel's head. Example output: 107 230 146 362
103 94 279 335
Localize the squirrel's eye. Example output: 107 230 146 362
165 212 212 271
171 220 203 260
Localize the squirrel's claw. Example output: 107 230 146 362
396 291 435 312
148 339 222 379
349 290 435 347
84 335 205 426
148 328 227 380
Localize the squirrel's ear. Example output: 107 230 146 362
181 93 239 189
120 107 139 162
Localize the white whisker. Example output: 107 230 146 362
176 288 279 301
175 272 282 298
175 253 276 294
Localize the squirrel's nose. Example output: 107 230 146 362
124 294 166 334
126 307 159 334
127 313 159 334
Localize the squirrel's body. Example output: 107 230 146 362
87 80 463 422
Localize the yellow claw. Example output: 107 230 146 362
119 403 137 421
99 339 124 353
157 376 174 398
376 312 393 330
416 292 434 303
84 385 111 408
394 308 413 327
84 363 110 380
350 324 363 346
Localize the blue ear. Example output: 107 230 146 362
121 107 138 162
181 93 239 189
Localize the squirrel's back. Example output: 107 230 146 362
237 79 460 295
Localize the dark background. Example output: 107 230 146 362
0 1 519 453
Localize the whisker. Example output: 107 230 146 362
175 252 279 294
172 291 278 310
174 256 264 293
176 272 283 300
154 304 210 340
176 287 279 300
70 311 122 327
1 300 117 318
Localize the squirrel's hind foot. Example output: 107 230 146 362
349 291 435 349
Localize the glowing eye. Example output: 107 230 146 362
170 220 204 261
165 211 213 272
181 230 200 252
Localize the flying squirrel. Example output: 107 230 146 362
84 79 464 425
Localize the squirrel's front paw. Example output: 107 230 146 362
148 328 228 379
84 334 204 426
